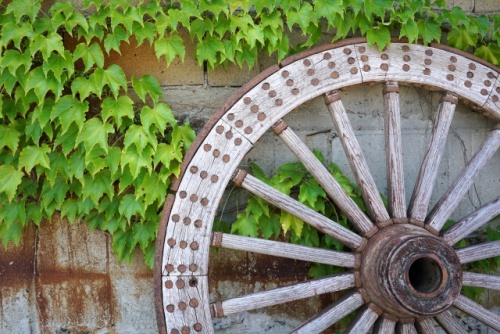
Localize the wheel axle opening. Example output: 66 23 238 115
408 257 443 294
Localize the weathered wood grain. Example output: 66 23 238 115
384 81 407 220
212 272 356 317
408 92 457 222
344 305 381 334
463 272 500 290
427 127 500 231
326 90 391 225
275 120 376 236
213 232 356 267
415 318 437 334
456 240 500 264
162 275 212 334
443 196 500 245
434 310 468 334
454 294 500 331
373 316 397 334
235 170 364 249
396 322 417 334
291 291 365 334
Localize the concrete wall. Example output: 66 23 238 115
2 2 500 333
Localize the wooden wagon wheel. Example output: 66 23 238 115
154 38 500 334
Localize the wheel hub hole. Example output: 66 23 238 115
408 257 442 294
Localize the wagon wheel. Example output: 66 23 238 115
154 38 500 334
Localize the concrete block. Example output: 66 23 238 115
36 277 113 331
446 0 474 11
0 224 39 334
208 51 277 87
105 31 204 86
37 214 108 273
474 0 500 12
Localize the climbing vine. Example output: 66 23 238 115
0 0 499 268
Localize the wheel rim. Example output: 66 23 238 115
155 38 500 334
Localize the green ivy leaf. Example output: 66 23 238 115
286 2 316 32
71 77 97 101
0 165 23 202
121 145 153 179
42 51 75 82
196 35 225 68
1 22 34 50
400 19 419 43
104 25 130 54
101 96 134 128
124 125 157 152
231 213 259 237
280 211 303 237
54 123 80 156
439 7 469 27
5 0 41 22
82 170 114 204
75 118 114 155
132 75 163 103
19 144 51 172
299 179 326 211
140 104 175 132
73 42 105 72
41 175 69 210
30 33 65 60
1 50 31 77
119 194 145 222
171 123 195 150
60 199 79 224
314 0 344 26
153 143 183 169
0 220 23 247
366 25 391 51
0 125 20 153
26 67 60 102
133 21 156 46
51 95 88 134
136 172 166 207
132 220 156 251
417 18 441 45
364 0 393 19
112 229 135 263
260 212 281 239
474 44 500 66
93 64 127 98
447 25 477 50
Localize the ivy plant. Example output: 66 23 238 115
1 0 499 269
215 151 367 278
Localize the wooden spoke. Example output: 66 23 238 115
415 318 437 334
442 196 500 245
232 169 364 249
427 127 500 231
463 272 500 290
211 272 356 317
384 81 407 220
325 90 391 225
456 240 500 264
408 92 458 223
291 291 364 334
396 322 417 334
211 232 356 267
434 310 468 334
344 304 381 334
272 119 377 236
454 294 500 331
373 316 397 334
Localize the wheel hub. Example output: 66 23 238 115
360 224 462 318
